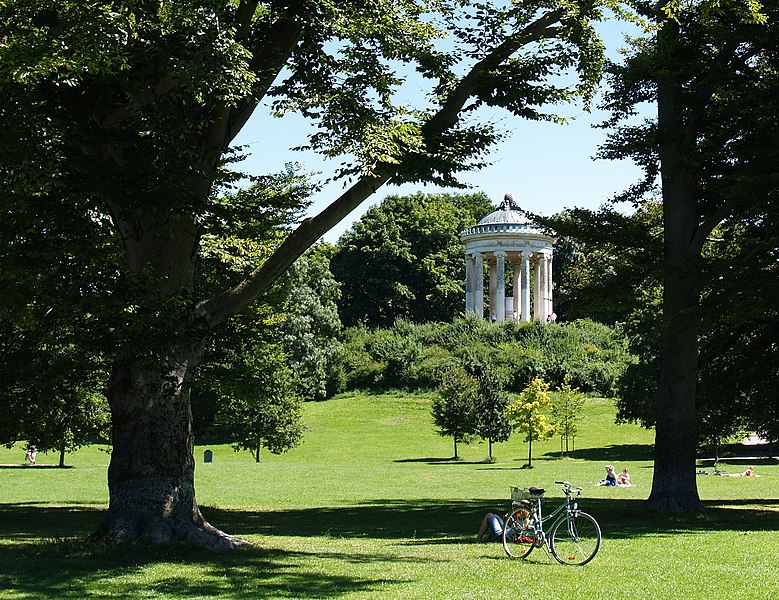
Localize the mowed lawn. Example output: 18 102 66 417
1 391 777 599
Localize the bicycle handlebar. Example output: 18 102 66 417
555 481 582 495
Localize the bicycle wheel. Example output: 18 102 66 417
549 511 601 566
502 508 534 559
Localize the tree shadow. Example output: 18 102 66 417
393 457 491 465
2 496 778 598
544 444 655 462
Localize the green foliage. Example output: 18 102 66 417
550 375 586 456
331 192 493 326
341 317 635 397
471 365 513 461
218 342 304 462
432 365 477 458
280 249 345 401
506 378 556 467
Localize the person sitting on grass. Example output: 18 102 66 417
617 468 631 485
596 465 617 486
476 512 505 542
24 445 37 466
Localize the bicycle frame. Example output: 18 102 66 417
503 481 601 565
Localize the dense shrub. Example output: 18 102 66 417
340 318 636 397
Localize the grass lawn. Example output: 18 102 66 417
1 391 777 599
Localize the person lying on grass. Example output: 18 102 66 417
723 466 760 477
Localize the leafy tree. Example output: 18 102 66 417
0 0 609 547
550 375 585 456
331 192 493 326
595 1 777 512
280 248 345 401
219 343 304 463
432 365 478 459
472 367 513 461
506 377 556 468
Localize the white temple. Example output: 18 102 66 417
460 194 556 322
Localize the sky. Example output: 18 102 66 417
231 18 650 244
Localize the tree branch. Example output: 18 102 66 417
199 7 573 327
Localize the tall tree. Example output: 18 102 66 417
594 1 777 511
0 0 609 547
280 247 345 401
331 192 493 326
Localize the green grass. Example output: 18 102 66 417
1 391 777 599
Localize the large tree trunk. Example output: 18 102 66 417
94 349 248 549
644 16 704 513
93 214 249 548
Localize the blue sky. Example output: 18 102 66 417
232 17 650 243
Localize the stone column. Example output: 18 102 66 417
533 254 541 320
474 252 484 318
489 256 497 321
521 251 531 322
512 257 520 320
465 252 474 313
495 250 506 322
547 252 554 321
539 252 549 322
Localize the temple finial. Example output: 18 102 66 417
500 193 517 211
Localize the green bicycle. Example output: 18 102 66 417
502 481 601 566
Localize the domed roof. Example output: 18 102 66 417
478 197 533 226
461 193 553 242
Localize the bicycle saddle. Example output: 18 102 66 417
528 486 545 495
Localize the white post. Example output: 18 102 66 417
521 251 531 322
495 250 506 322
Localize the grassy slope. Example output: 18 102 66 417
0 391 777 599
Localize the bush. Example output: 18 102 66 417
340 318 636 398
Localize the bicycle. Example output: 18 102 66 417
502 481 601 565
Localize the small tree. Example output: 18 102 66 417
473 367 513 462
433 366 477 459
550 375 586 456
507 378 556 468
219 344 305 463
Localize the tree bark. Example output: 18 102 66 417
93 214 249 549
94 351 248 549
644 16 704 513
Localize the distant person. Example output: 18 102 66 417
723 466 759 477
24 445 37 465
491 313 497 323
476 512 505 542
617 468 631 485
597 465 617 486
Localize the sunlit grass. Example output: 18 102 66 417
1 391 777 599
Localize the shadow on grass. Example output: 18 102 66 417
2 496 778 598
543 443 655 462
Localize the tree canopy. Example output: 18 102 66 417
331 192 493 326
0 0 612 548
547 0 778 511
